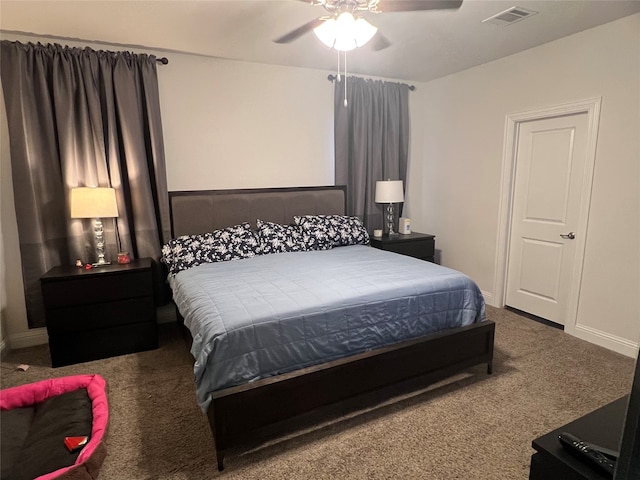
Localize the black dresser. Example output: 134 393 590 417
40 258 158 367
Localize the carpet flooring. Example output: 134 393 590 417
1 306 635 479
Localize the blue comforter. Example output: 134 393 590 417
169 245 486 411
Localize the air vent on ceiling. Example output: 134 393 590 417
482 6 538 27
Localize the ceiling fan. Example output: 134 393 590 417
274 0 463 51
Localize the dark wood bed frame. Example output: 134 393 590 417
168 186 495 471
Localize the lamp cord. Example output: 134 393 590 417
115 218 122 253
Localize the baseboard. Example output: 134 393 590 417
8 328 48 349
481 290 494 307
573 323 639 358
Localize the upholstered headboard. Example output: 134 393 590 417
169 186 347 238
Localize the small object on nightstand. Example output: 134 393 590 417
399 217 411 234
84 263 92 270
75 259 83 268
373 229 383 238
117 252 131 264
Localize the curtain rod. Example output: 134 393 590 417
156 57 169 65
327 74 415 91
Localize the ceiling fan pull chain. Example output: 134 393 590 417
343 50 348 107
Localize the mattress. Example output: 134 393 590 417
169 245 486 411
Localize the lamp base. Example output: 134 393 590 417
386 203 397 236
93 218 111 266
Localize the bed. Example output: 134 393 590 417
166 186 495 471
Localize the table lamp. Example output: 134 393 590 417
70 187 119 266
375 180 404 236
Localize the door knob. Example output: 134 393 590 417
560 232 575 239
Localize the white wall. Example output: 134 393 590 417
160 54 335 191
411 14 640 356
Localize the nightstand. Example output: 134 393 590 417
40 258 158 367
369 232 436 262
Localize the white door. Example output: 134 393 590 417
505 112 589 325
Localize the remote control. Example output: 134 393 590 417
558 431 616 477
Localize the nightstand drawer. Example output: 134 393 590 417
384 239 434 259
48 321 158 367
45 296 155 333
42 271 152 308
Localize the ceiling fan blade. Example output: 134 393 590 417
370 32 392 51
376 0 463 12
274 18 325 44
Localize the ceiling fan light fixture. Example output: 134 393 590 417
333 36 357 52
353 17 378 47
313 12 377 51
313 18 339 48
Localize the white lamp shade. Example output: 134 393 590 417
313 13 378 52
314 18 340 49
70 187 119 218
375 180 404 203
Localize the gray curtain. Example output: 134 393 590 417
1 41 171 328
334 76 410 232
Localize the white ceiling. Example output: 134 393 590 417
1 0 639 83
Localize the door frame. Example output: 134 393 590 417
492 98 601 335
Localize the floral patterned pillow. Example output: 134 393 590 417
161 223 260 276
294 215 370 247
257 219 332 254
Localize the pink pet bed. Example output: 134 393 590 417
0 374 108 480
